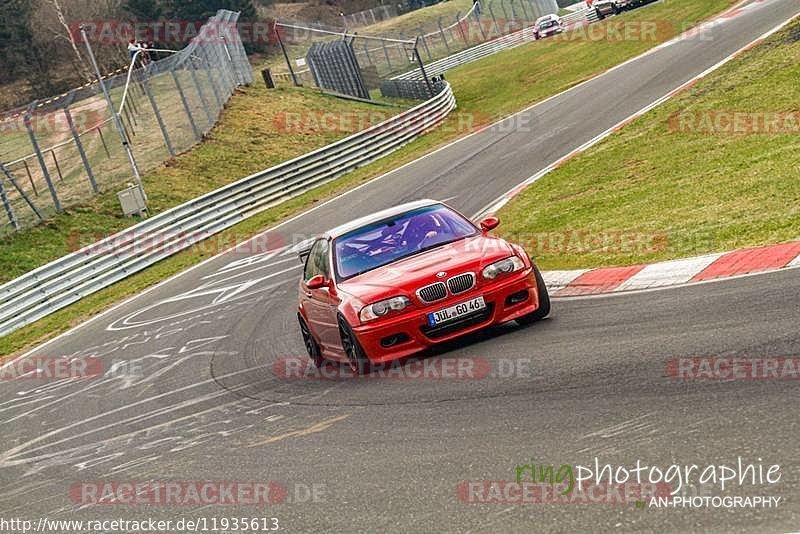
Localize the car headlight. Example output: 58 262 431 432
359 296 411 322
482 256 525 280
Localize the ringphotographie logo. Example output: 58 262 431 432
459 456 784 508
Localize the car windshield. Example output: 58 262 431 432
540 20 558 28
333 204 478 280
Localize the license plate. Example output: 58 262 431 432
427 296 486 327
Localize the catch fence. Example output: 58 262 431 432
0 9 252 235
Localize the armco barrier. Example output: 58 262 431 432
0 83 456 337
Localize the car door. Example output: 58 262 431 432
301 239 341 353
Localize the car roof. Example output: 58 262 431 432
536 14 560 22
323 199 443 239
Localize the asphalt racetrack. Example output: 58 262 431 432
2 1 799 531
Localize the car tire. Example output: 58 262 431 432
298 314 324 368
337 314 370 375
516 263 550 326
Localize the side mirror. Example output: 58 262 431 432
306 274 328 290
480 215 500 233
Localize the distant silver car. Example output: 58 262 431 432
533 14 564 40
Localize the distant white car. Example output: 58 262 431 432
533 14 564 40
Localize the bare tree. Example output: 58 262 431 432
42 0 93 81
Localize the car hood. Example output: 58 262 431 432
337 234 516 304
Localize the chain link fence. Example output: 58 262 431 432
343 5 399 28
0 9 252 235
270 0 559 90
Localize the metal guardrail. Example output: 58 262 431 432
394 7 599 80
394 27 539 80
562 7 600 27
0 84 456 336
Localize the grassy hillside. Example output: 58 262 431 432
499 19 800 269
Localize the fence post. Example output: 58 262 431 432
414 39 434 97
212 32 236 93
170 70 202 142
528 0 541 20
363 40 373 65
188 58 215 128
1 162 43 222
382 40 393 70
63 105 99 193
518 0 530 22
50 150 64 183
22 160 37 196
0 174 18 231
275 23 300 87
199 46 225 112
96 126 111 159
500 0 510 31
455 12 469 45
489 0 502 36
220 36 240 88
23 104 61 212
418 26 432 60
509 0 518 29
473 5 488 41
141 74 175 157
437 19 451 54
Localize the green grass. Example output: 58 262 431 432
359 0 475 37
1 0 740 356
498 19 800 270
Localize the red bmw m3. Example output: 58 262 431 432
297 200 550 374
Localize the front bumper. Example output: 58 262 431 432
352 268 541 363
538 28 563 38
